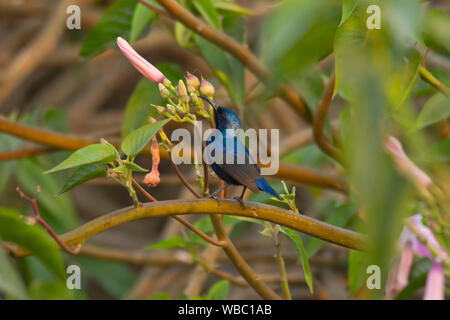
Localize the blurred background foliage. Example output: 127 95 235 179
0 0 449 300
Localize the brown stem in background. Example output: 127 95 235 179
0 146 54 161
313 72 343 164
150 0 312 122
16 187 81 255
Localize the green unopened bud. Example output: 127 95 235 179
177 80 189 104
158 83 170 99
163 78 172 88
186 72 200 90
175 105 185 114
190 93 198 104
200 78 215 97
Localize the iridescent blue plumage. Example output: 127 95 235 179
200 96 282 202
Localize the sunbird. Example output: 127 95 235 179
199 96 283 207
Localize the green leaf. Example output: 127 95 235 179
0 244 29 299
0 208 65 280
340 0 358 25
145 236 188 250
122 79 160 137
147 291 171 300
45 144 116 174
80 0 136 58
124 161 148 172
57 164 108 195
416 93 450 129
214 0 253 15
261 0 340 79
130 2 156 43
194 0 221 30
280 226 313 293
348 249 369 295
28 280 73 300
44 108 69 134
206 280 229 300
121 119 170 157
333 8 366 96
420 139 450 163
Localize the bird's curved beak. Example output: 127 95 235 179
199 95 218 110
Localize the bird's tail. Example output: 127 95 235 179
255 177 283 201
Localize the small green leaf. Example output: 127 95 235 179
124 161 148 172
57 164 108 195
121 119 170 157
340 0 358 25
145 236 188 250
0 208 65 280
130 2 156 43
80 0 136 58
280 226 313 293
45 144 116 174
416 93 450 129
214 0 253 15
194 0 221 30
206 280 229 300
0 244 29 299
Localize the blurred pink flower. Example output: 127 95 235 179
117 37 165 83
386 214 447 300
385 136 433 189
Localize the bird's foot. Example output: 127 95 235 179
233 196 246 209
208 194 222 206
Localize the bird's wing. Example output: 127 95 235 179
215 136 262 193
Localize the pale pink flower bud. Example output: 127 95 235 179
117 37 165 83
200 78 215 97
385 136 433 189
186 72 200 90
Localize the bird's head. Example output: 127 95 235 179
199 96 241 131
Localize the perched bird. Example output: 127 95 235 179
199 96 283 207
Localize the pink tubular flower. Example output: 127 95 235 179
116 37 165 83
385 136 433 189
144 118 161 187
386 214 447 300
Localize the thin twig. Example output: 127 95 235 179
313 72 343 164
16 187 81 255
